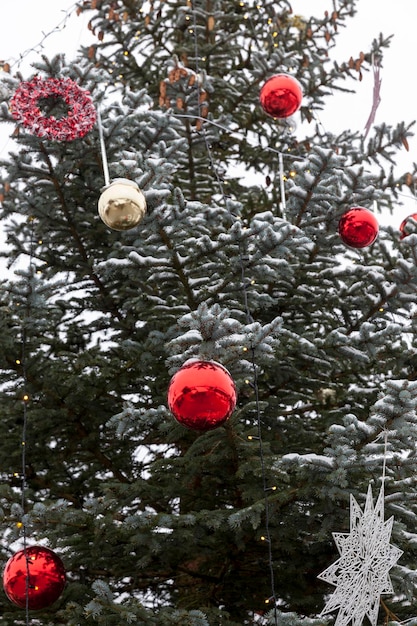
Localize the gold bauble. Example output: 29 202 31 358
98 178 146 231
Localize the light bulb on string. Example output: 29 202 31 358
2 206 66 619
183 7 280 622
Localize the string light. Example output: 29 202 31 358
172 113 304 165
4 1 411 621
8 216 38 625
186 4 280 622
3 2 80 70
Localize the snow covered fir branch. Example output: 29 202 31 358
0 0 416 625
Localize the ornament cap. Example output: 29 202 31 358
100 177 141 193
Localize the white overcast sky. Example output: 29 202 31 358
0 0 416 223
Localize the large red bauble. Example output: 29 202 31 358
3 546 66 610
167 360 237 431
259 74 303 118
338 207 379 248
399 213 417 239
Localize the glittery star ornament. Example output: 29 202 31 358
259 74 303 118
167 359 237 431
3 545 66 610
318 484 402 626
338 207 379 248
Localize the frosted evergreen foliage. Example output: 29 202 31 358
0 0 416 625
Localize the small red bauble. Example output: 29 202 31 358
10 76 96 141
399 213 417 239
338 207 379 248
3 545 66 610
259 73 303 118
167 360 237 431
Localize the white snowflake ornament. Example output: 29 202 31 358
318 484 402 626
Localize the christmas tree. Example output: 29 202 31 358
0 0 417 624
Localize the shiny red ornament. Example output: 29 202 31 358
338 207 379 249
3 545 66 610
399 213 417 239
167 360 237 431
259 73 303 118
10 76 96 141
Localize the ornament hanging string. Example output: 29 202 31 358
189 5 279 623
381 428 389 485
97 107 110 187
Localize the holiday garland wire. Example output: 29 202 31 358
16 216 36 626
3 3 79 72
189 4 279 623
4 219 67 620
20 329 30 625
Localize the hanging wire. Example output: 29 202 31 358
189 4 279 623
3 2 80 71
97 107 110 187
381 429 388 485
173 113 304 161
278 152 287 220
15 216 37 626
21 326 30 626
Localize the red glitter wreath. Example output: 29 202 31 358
10 76 96 141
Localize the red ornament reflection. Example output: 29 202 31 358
167 360 237 431
259 74 303 118
399 213 417 239
338 207 379 248
3 545 66 610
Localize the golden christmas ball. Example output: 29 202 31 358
98 178 146 231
